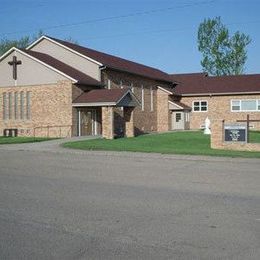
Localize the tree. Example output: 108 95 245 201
198 17 251 76
0 30 43 56
0 31 77 56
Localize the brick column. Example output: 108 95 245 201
124 107 134 138
157 88 170 132
210 119 224 149
102 107 114 139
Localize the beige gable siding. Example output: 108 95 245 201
169 102 182 110
0 50 68 87
30 38 101 81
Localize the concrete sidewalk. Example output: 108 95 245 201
0 135 100 152
0 135 259 165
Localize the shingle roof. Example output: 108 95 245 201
46 36 173 83
73 88 129 104
23 49 102 86
172 101 192 110
171 73 260 95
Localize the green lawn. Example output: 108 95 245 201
0 136 54 144
63 131 260 158
249 130 260 143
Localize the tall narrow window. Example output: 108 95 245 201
150 87 154 112
120 80 124 110
8 93 12 119
26 91 31 120
3 93 7 120
20 91 24 120
14 92 18 119
141 85 144 111
131 82 134 93
107 79 111 89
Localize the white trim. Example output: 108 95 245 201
157 86 173 95
107 79 111 89
2 47 78 83
26 35 103 66
192 100 208 112
182 91 260 97
0 47 17 61
73 102 117 107
116 89 141 106
168 100 184 110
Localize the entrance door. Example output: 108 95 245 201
172 111 184 130
79 109 96 136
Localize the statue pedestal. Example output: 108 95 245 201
204 128 211 135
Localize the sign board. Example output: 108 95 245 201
224 124 247 143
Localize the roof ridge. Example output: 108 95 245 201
47 36 168 73
44 35 173 83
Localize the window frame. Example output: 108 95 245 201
231 99 260 112
150 86 154 112
192 100 208 112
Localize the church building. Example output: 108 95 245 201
0 35 259 139
0 35 177 139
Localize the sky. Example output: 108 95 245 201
1 0 260 74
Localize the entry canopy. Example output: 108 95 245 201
168 100 191 111
72 88 140 107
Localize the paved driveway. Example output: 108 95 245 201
0 142 259 259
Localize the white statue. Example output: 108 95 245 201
204 117 211 135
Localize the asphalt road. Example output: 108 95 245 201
0 146 259 259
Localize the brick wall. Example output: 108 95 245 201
102 69 172 135
0 80 74 137
181 94 260 130
211 119 260 152
157 88 171 132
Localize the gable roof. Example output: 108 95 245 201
23 49 102 86
73 88 139 107
169 100 191 110
171 73 260 96
29 36 173 84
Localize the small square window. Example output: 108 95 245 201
193 101 207 112
231 100 240 111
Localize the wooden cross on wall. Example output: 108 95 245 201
237 114 260 142
8 56 22 80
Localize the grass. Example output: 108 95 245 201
63 131 260 158
0 136 55 144
249 130 260 143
